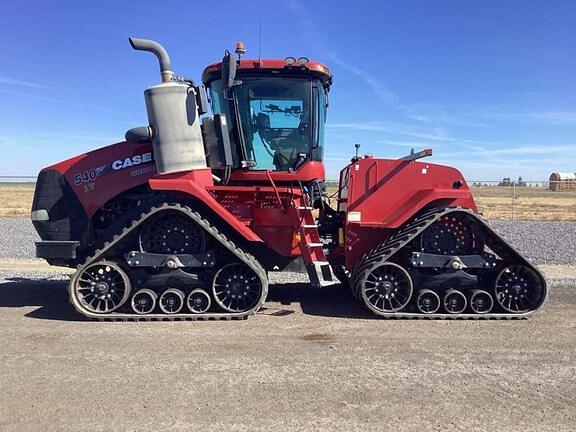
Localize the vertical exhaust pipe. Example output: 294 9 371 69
126 36 207 175
129 37 174 83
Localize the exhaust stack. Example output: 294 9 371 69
129 37 174 83
127 37 207 175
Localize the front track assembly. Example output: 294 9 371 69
350 207 547 319
69 202 268 321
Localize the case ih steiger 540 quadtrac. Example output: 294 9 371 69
31 38 546 320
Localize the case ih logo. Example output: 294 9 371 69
112 152 153 171
73 152 154 185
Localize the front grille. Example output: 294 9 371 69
32 170 88 241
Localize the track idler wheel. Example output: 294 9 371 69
212 263 263 313
357 262 413 313
495 265 544 313
416 289 441 314
159 288 185 314
71 260 131 314
442 289 467 314
187 289 211 314
469 289 493 314
131 289 158 315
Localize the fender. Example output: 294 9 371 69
148 169 263 243
342 157 477 268
344 158 477 228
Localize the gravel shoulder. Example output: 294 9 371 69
3 218 576 265
490 220 576 265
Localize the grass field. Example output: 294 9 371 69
0 183 35 218
471 186 576 221
325 183 576 221
1 182 575 221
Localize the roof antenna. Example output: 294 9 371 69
258 13 263 63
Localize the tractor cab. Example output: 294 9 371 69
202 45 332 176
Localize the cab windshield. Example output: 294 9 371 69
209 76 325 171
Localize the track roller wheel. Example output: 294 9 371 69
416 289 441 314
469 289 493 314
212 263 263 313
442 289 467 314
187 289 211 314
71 260 131 314
131 289 158 315
495 265 544 313
159 288 185 314
357 262 413 313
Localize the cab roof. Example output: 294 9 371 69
202 58 332 88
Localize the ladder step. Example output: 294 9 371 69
305 261 334 287
302 224 318 228
307 242 323 247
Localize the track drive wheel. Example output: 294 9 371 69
421 213 484 255
355 262 413 313
71 260 131 314
139 212 206 254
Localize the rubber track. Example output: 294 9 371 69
68 202 268 321
351 207 548 319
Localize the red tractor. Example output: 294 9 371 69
31 38 546 319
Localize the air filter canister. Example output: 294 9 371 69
144 81 207 175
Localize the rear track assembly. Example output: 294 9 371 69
350 207 547 319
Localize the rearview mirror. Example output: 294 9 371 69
222 50 242 91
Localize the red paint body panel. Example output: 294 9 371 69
252 207 301 256
229 161 325 183
39 139 478 267
150 170 307 251
208 185 305 255
338 158 477 268
41 141 156 217
149 170 261 243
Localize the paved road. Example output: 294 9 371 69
0 271 574 431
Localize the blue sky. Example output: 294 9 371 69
0 0 574 180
